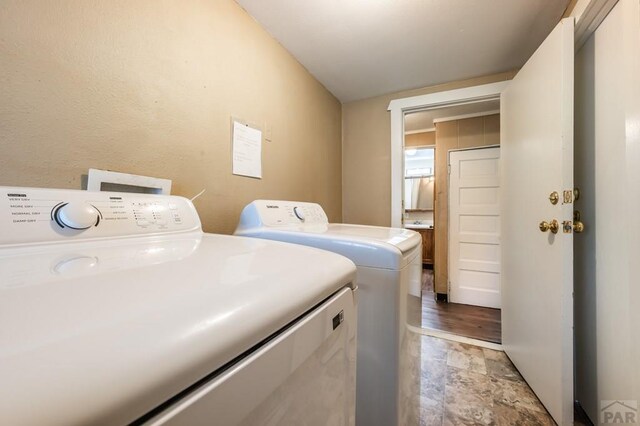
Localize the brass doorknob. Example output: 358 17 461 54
539 219 559 234
573 210 585 233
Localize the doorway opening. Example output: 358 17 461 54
391 84 506 345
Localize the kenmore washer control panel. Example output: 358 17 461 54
1 187 201 246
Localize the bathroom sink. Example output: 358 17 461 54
404 223 433 230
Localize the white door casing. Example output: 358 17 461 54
449 147 501 309
388 82 509 228
501 17 574 425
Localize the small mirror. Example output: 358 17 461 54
404 147 434 211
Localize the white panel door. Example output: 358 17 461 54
449 147 501 309
501 18 574 425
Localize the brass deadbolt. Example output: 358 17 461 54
549 191 559 205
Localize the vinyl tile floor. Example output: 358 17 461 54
402 331 592 425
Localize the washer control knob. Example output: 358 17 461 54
293 206 305 221
54 202 100 230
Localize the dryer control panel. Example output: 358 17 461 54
237 200 329 229
0 187 201 246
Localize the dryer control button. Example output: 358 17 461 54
293 206 305 221
54 202 100 230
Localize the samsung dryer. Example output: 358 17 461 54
235 200 422 426
0 187 358 426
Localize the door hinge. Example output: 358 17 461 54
448 165 451 175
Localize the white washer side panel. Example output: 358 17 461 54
147 288 357 426
354 245 420 426
398 250 424 426
353 266 400 426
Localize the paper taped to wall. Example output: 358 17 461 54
232 120 262 179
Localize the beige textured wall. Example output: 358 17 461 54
342 71 516 227
433 114 500 294
0 0 342 234
405 131 435 148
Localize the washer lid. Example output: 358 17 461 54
0 233 356 426
236 200 422 269
237 223 422 269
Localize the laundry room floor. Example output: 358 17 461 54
401 332 593 425
402 333 570 425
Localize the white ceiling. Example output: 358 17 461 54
235 0 569 102
405 99 501 132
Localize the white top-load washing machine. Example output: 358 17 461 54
235 200 422 426
0 187 358 426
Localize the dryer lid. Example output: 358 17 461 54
0 233 356 425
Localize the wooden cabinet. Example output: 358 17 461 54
414 228 434 265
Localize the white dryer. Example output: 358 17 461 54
235 200 422 426
0 187 358 425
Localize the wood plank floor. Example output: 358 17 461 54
421 269 502 344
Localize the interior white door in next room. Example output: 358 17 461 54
449 147 501 309
501 17 574 425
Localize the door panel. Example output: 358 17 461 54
449 147 501 309
501 18 574 424
575 1 640 422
